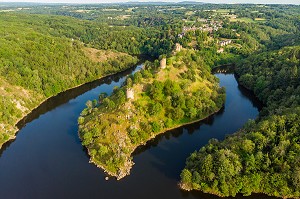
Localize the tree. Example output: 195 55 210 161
92 99 98 107
103 98 115 109
172 107 185 120
126 77 133 87
133 72 142 83
115 90 126 105
181 169 192 187
86 100 93 109
293 168 300 189
99 92 108 103
149 102 163 115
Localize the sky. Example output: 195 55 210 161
0 0 299 4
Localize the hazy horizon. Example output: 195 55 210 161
0 0 299 5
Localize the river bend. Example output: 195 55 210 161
0 63 274 199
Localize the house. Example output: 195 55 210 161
219 40 232 46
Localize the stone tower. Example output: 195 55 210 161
160 58 166 69
175 43 182 52
126 88 134 100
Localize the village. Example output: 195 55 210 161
178 19 223 38
178 17 233 54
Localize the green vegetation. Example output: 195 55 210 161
180 46 300 198
78 49 225 179
178 5 300 197
1 4 300 197
0 14 138 147
237 46 300 112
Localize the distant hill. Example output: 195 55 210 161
177 1 206 4
125 1 206 4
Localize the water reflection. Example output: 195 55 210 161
132 110 223 157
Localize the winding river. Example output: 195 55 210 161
0 63 276 199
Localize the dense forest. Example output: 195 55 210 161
180 46 300 198
78 49 225 179
0 14 138 147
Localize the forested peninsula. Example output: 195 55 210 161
180 46 300 198
78 49 226 179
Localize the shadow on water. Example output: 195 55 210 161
213 64 263 111
237 84 264 111
132 108 224 157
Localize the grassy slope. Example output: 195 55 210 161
78 49 225 179
0 14 138 148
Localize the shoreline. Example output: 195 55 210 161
178 72 288 199
0 61 140 150
179 184 293 199
87 106 224 180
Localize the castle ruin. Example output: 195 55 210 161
126 88 134 100
160 58 167 69
175 43 183 52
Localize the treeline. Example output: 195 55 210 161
0 13 178 57
237 46 300 114
180 46 300 198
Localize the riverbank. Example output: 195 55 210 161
102 107 224 180
0 56 139 149
179 46 300 198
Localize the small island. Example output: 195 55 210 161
78 49 226 179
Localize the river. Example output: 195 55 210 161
0 63 275 199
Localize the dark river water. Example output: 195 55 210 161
0 63 275 199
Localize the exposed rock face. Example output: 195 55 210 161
160 58 167 69
217 48 224 53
